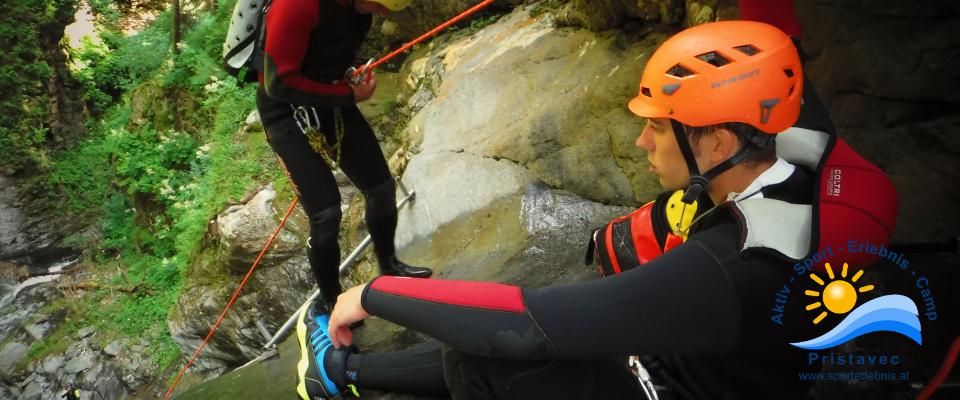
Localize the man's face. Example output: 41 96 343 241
354 0 390 16
635 117 692 190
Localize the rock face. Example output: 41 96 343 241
0 274 133 400
169 183 314 375
0 342 28 376
385 7 663 285
0 176 62 262
0 176 31 259
381 0 523 42
398 8 663 207
214 185 302 273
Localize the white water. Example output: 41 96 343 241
0 257 78 309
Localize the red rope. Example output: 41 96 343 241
917 335 960 400
162 198 300 400
355 0 496 74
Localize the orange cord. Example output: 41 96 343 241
161 198 300 400
354 0 496 76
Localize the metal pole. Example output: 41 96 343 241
261 183 415 350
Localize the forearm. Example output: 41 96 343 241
363 241 742 360
362 277 558 359
262 59 355 107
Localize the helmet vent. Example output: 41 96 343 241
667 64 695 78
784 68 795 78
759 98 780 124
696 51 732 67
734 44 760 56
662 83 681 95
641 87 653 97
788 84 796 97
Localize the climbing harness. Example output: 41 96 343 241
292 105 346 169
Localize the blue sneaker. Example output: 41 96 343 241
295 300 341 400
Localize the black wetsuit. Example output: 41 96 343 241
353 166 819 399
256 0 397 304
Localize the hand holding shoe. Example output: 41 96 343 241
329 284 370 348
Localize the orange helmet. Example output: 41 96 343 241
628 20 802 133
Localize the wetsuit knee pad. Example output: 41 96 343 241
307 205 343 243
360 180 396 211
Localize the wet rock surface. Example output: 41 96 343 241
0 176 62 262
0 266 146 400
214 184 302 273
381 0 522 42
0 342 29 376
398 7 664 206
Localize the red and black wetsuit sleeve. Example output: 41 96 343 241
361 223 746 360
261 0 355 106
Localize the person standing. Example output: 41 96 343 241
255 3 433 397
256 0 432 306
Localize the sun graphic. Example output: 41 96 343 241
803 263 875 324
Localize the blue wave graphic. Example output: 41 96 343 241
790 295 922 350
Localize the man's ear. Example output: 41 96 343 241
711 128 740 163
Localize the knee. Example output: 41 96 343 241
307 205 342 233
361 180 396 211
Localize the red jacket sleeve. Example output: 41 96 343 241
361 234 744 360
262 0 355 106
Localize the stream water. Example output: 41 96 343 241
0 257 79 310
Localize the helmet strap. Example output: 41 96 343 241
670 119 755 204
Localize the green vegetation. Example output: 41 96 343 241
530 0 565 18
468 11 505 31
16 0 283 371
0 0 79 172
6 0 511 379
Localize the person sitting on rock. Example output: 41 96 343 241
254 0 434 398
61 382 80 400
288 18 845 399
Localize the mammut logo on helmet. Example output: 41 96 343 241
827 168 842 197
710 68 760 89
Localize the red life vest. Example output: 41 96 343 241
590 190 699 276
813 136 897 269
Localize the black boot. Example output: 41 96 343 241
380 256 433 278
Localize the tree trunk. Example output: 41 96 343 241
171 0 182 130
171 0 181 54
